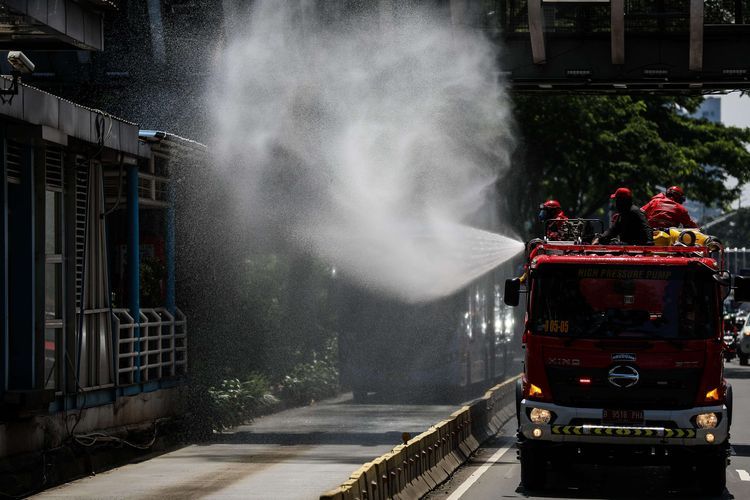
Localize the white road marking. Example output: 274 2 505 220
738 469 750 481
445 439 514 500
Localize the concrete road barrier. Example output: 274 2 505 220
320 374 522 500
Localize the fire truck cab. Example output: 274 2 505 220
505 223 750 494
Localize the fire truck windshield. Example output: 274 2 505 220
531 265 717 340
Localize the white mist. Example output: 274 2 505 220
212 1 522 302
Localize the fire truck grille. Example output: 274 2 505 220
545 366 702 410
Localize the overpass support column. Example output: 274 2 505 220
450 0 467 26
611 0 625 64
0 131 6 394
379 0 393 27
528 0 546 64
146 0 166 65
689 0 704 71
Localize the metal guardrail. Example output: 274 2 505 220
320 374 522 500
113 308 187 386
725 247 750 275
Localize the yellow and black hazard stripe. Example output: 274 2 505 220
551 426 697 438
662 428 697 438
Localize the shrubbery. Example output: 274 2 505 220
180 246 342 436
187 340 340 436
205 375 280 431
278 341 339 406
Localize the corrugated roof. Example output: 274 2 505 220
0 76 144 157
84 0 118 8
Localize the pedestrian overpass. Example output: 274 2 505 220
448 0 750 92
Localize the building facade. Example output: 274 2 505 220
0 1 200 490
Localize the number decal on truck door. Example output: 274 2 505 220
543 320 570 334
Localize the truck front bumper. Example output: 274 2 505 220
519 399 729 446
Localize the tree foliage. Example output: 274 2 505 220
503 95 750 238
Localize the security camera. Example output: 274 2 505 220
7 51 35 75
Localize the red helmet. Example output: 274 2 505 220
666 186 686 203
609 187 632 200
538 199 562 222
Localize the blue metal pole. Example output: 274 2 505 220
165 181 175 316
127 165 141 384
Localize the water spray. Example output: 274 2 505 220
212 1 522 302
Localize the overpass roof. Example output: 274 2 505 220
480 0 750 93
0 0 115 50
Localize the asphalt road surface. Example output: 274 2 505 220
428 362 750 500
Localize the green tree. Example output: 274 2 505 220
503 95 750 238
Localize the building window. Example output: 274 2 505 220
45 184 64 390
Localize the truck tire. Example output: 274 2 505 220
520 444 545 491
515 378 523 427
727 384 734 427
740 352 748 366
698 454 727 496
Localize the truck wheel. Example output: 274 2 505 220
740 353 748 366
727 385 734 428
520 445 545 491
698 454 727 496
515 378 523 427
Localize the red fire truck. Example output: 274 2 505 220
504 227 750 494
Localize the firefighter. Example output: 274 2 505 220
594 187 653 245
538 199 568 240
641 185 698 229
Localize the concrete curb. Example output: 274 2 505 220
320 374 522 500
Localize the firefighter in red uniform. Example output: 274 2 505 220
539 200 568 240
641 186 698 230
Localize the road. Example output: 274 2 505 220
429 362 750 500
34 393 461 499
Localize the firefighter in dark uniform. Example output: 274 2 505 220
594 187 653 245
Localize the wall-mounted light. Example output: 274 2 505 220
1 51 35 101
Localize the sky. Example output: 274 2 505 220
721 91 750 128
716 92 750 208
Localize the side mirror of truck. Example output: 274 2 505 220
734 275 750 302
504 278 521 307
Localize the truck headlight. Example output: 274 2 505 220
696 412 718 429
529 408 553 424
